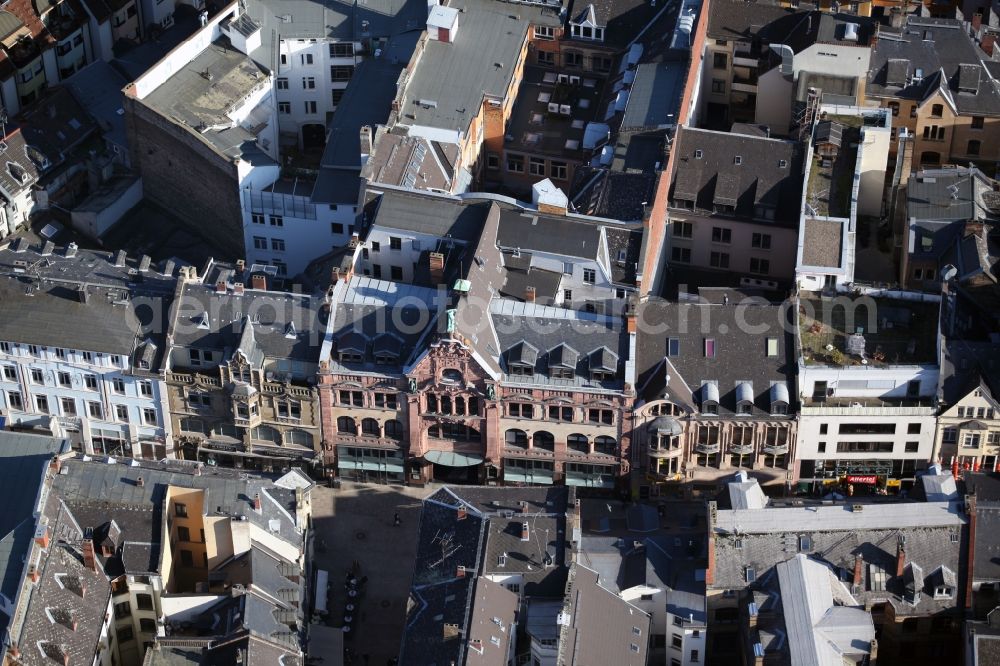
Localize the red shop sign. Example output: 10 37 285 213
846 475 878 485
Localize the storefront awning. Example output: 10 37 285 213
424 450 484 467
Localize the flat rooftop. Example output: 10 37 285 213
141 37 273 162
714 501 964 534
798 293 939 366
801 218 844 268
505 66 606 157
400 0 533 133
806 117 861 218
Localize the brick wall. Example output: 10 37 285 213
124 97 245 258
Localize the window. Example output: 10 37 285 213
943 427 957 443
28 345 41 357
704 339 716 358
137 594 154 611
277 77 288 89
112 377 125 394
143 408 157 425
711 78 725 93
507 154 524 173
691 650 699 662
278 101 291 114
389 236 402 251
817 441 827 453
904 441 919 453
175 503 188 518
280 53 287 65
713 52 727 69
330 66 354 81
304 101 317 114
668 338 680 356
709 251 730 269
7 391 22 410
593 55 612 72
509 402 534 418
301 76 316 89
177 526 191 542
588 408 613 425
58 371 71 387
331 88 345 106
116 405 129 422
30 368 44 384
888 101 899 116
964 432 982 448
548 405 574 422
563 289 573 303
180 550 194 567
583 268 596 284
710 227 732 244
534 25 554 39
836 441 894 453
972 115 985 129
271 238 286 252
672 634 683 648
140 618 157 633
36 395 48 414
673 221 693 238
749 257 770 275
253 236 267 250
339 390 364 407
529 156 545 176
61 398 76 416
931 103 943 118
252 213 265 225
88 401 103 419
752 232 771 249
2 365 14 380
270 215 284 227
330 42 354 57
300 53 313 65
671 246 691 263
139 381 152 397
968 140 981 156
551 162 568 180
907 423 921 434
84 374 98 390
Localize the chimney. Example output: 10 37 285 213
330 268 341 286
41 241 54 256
251 274 267 291
65 242 78 258
349 233 360 248
469 639 483 655
360 125 373 167
521 523 530 541
163 259 176 276
973 13 982 33
443 623 460 640
8 643 18 658
28 564 39 583
896 541 906 577
136 476 144 487
524 285 536 302
626 303 636 334
429 252 445 284
50 455 62 475
82 539 97 572
77 285 89 304
139 255 151 272
236 259 246 273
869 639 878 661
853 554 863 587
984 33 996 57
34 525 50 550
215 280 227 293
114 249 127 267
520 500 529 513
965 220 985 238
457 506 467 520
456 565 466 578
253 493 262 512
234 282 245 294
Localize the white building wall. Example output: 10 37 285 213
798 363 940 401
797 406 937 463
0 344 171 456
275 39 358 147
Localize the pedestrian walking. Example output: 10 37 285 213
393 512 401 526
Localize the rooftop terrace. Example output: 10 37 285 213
798 293 939 366
805 116 862 218
505 66 606 157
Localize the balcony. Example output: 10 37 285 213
648 445 683 458
729 443 755 456
733 55 758 68
695 442 721 454
762 443 789 456
731 71 758 94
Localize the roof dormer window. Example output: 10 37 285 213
734 156 743 165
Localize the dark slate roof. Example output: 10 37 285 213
19 87 97 161
368 189 489 242
635 298 796 413
867 18 1000 116
492 302 628 389
975 505 1000 583
495 208 603 260
0 128 44 196
706 0 801 42
670 127 805 228
567 0 661 49
148 633 302 665
570 168 657 224
0 433 69 640
621 61 685 131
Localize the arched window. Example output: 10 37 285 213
505 429 528 449
567 433 588 454
213 424 240 439
285 429 313 448
362 418 380 436
532 431 555 452
441 368 462 384
384 420 403 439
337 416 357 434
594 436 616 455
251 425 281 444
180 417 206 434
427 394 438 412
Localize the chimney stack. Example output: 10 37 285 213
236 259 246 273
163 259 176 277
65 242 78 258
215 280 227 293
253 493 262 512
251 274 267 291
456 565 466 578
50 455 62 475
77 285 89 304
896 540 906 577
524 285 536 302
457 506 467 520
136 476 144 487
41 241 54 256
853 554 863 587
34 525 50 550
234 282 245 294
114 250 127 267
429 252 445 284
81 539 97 572
139 255 151 272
